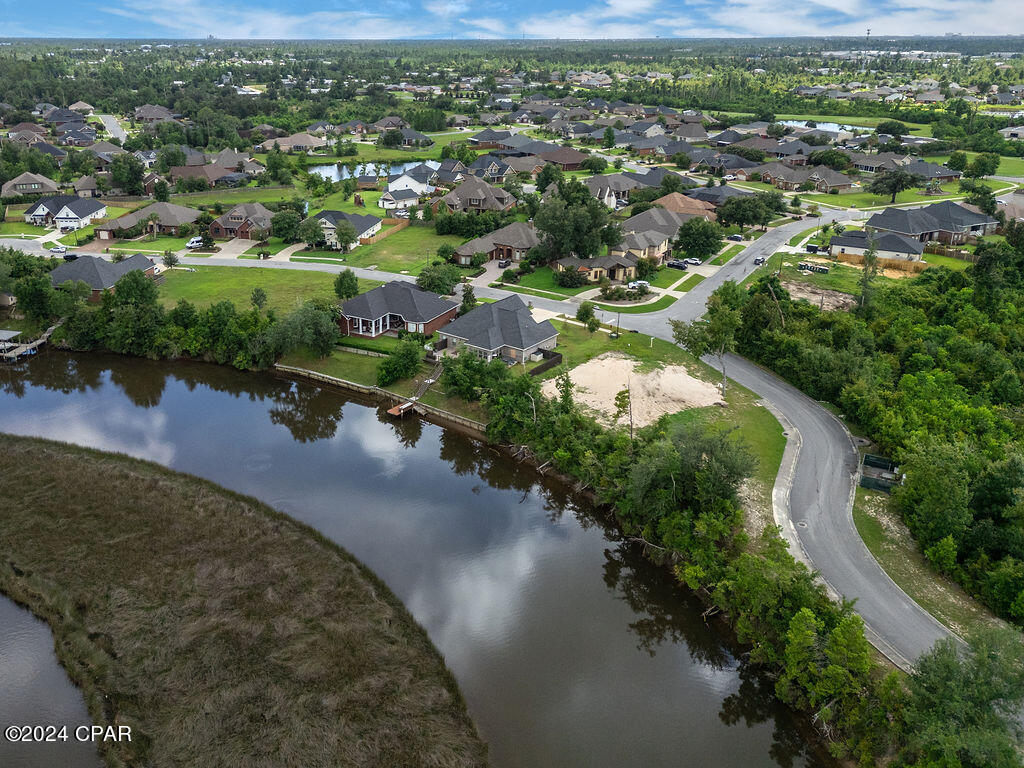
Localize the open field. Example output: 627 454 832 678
923 152 1024 178
0 433 487 768
303 227 463 275
0 222 46 235
158 265 379 313
804 178 1011 209
172 187 305 209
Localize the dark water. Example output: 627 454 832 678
0 353 829 768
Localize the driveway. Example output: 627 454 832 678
96 114 127 143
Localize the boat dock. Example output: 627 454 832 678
0 323 60 362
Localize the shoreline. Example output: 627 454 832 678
0 433 488 768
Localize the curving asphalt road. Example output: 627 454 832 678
3 212 954 668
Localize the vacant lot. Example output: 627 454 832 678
0 434 487 768
159 265 378 313
301 226 463 275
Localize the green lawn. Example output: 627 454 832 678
922 252 972 271
309 189 384 217
172 187 305 209
676 273 706 292
302 226 462 275
711 244 744 266
517 266 593 296
593 294 678 314
650 266 687 289
158 265 379 314
243 237 292 256
804 178 1010 209
788 225 820 247
112 235 192 253
0 222 46 236
924 152 1024 178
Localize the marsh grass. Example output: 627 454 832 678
0 433 487 768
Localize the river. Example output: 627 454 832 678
0 353 829 768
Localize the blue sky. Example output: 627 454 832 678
2 0 1020 39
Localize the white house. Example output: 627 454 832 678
386 174 434 197
24 195 107 230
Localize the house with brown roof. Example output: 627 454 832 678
537 146 588 171
210 203 273 240
453 221 540 265
652 192 717 221
258 132 327 153
96 202 199 239
438 177 517 213
554 253 638 283
1 171 60 198
168 165 232 185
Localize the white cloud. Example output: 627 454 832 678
424 0 469 16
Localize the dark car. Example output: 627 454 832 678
62 253 80 262
805 244 819 254
727 234 744 242
666 259 688 270
753 256 766 265
497 258 511 268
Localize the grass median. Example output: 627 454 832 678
0 433 488 768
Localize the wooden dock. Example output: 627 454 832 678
0 322 60 362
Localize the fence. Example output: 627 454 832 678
833 252 929 274
923 242 979 264
528 350 563 377
358 218 409 245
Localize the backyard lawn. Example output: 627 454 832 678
158 265 379 313
309 189 384 216
294 226 462 275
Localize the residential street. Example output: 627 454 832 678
95 114 128 143
4 212 953 668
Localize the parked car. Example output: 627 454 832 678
185 237 204 249
627 280 650 290
497 258 511 268
726 234 744 242
723 174 736 181
666 259 688 270
805 244 819 254
683 257 703 266
63 253 79 262
48 244 67 255
753 256 766 265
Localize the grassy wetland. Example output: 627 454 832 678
0 433 487 768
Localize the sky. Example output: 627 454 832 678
3 0 1024 40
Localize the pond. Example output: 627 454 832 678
781 120 869 133
309 160 435 182
0 353 830 768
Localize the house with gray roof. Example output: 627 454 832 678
340 281 457 338
310 210 382 249
866 201 998 245
829 229 925 262
2 171 59 199
24 195 106 230
439 177 517 213
437 294 558 364
48 254 154 301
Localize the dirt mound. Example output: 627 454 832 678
542 352 722 427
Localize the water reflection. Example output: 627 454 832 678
0 353 831 768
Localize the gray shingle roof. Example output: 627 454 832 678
440 294 557 353
48 254 152 290
867 201 996 237
340 281 457 323
830 229 924 256
97 202 199 231
25 195 105 219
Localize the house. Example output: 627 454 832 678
340 281 457 338
167 165 232 186
998 126 1024 140
684 184 754 206
96 202 200 239
48 253 155 301
439 177 517 213
379 188 422 210
453 221 540 265
449 114 471 128
755 163 854 193
23 195 106 230
73 175 101 198
829 229 925 261
1 172 59 198
581 173 644 208
386 173 435 197
134 104 179 124
840 151 908 173
258 133 327 152
398 127 433 147
372 116 409 132
621 207 696 252
31 142 68 165
866 201 999 245
537 146 588 171
209 203 273 240
307 121 337 135
469 128 512 149
310 210 382 248
652 192 717 221
554 253 638 283
436 294 558 364
68 101 94 114
672 123 708 142
468 155 513 184
902 160 961 184
504 155 545 178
